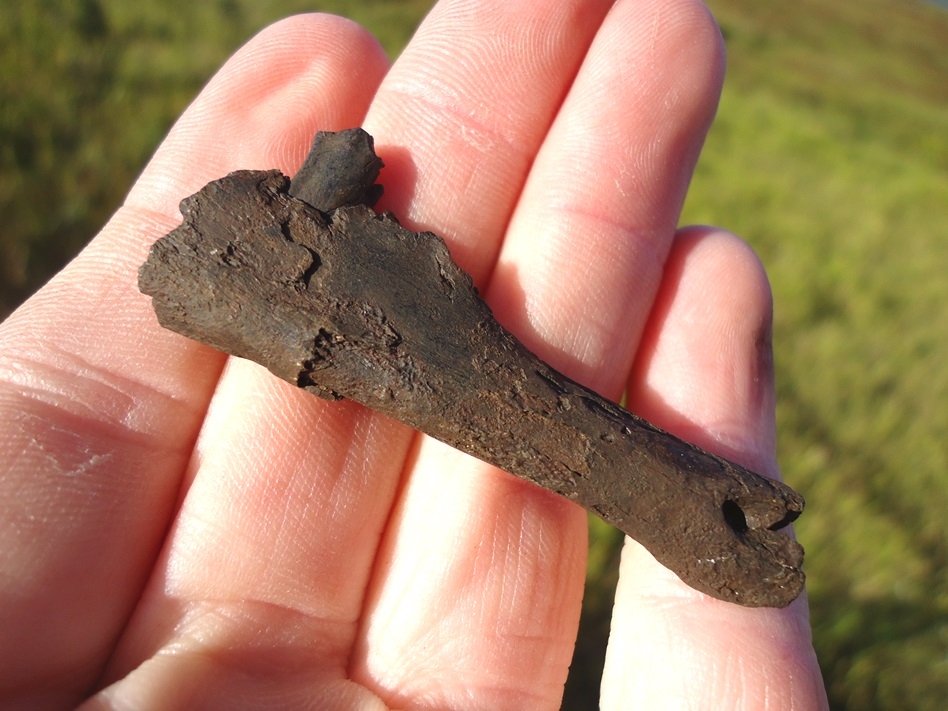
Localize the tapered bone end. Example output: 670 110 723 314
672 477 806 608
687 528 805 609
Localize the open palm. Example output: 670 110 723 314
0 1 826 708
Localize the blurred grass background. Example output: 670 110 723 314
2 0 947 708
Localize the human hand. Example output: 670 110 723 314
0 1 827 708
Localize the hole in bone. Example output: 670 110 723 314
722 499 749 534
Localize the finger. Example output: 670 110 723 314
488 0 725 393
601 228 827 709
352 0 725 707
0 14 388 706
363 0 617 285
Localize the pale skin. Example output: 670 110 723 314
0 0 829 708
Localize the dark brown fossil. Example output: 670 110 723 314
138 129 806 608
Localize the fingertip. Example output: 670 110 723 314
231 13 392 170
128 12 390 216
629 225 777 474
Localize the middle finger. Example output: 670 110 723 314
353 0 724 706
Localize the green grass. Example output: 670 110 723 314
3 0 948 709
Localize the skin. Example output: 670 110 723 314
0 1 829 709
